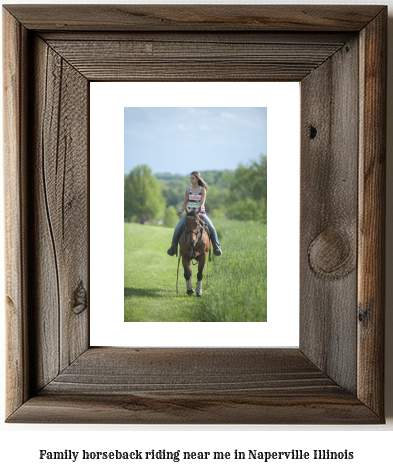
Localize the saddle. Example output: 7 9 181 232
200 219 210 239
182 218 210 242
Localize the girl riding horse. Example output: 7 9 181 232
167 171 222 257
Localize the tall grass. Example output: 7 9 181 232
199 218 267 322
124 218 267 322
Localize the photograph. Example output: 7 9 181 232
124 107 267 322
2 3 391 458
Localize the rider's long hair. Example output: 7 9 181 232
191 171 209 192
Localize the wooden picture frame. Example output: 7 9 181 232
3 5 386 424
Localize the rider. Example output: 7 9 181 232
167 171 222 256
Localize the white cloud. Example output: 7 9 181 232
221 112 236 119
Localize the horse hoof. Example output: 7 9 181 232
187 290 194 295
196 293 202 297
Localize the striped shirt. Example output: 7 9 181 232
187 186 205 213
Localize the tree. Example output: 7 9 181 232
227 197 266 222
231 155 267 201
163 205 178 228
227 155 267 222
124 165 165 223
160 179 186 208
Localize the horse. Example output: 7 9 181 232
178 208 211 297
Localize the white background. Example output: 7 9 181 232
90 82 300 347
1 1 392 473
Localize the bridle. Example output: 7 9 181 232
183 215 203 249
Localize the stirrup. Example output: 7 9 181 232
212 240 222 256
214 247 222 256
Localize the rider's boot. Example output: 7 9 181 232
167 232 181 256
212 240 222 256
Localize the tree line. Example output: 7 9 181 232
124 155 267 226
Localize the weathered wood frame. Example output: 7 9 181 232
3 5 386 424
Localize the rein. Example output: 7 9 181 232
182 218 203 250
176 250 181 295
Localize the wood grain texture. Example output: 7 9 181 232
3 5 386 424
3 5 384 32
46 37 348 82
7 348 379 424
43 348 341 395
300 36 359 394
357 9 387 417
9 392 379 425
40 31 354 44
3 8 30 418
24 36 89 392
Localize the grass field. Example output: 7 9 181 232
124 218 267 322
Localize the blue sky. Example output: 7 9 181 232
124 107 267 175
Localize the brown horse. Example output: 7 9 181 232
178 208 211 297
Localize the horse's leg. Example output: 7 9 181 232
182 256 193 295
196 253 206 297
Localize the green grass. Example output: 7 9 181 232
199 219 267 322
124 224 203 321
124 219 267 322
